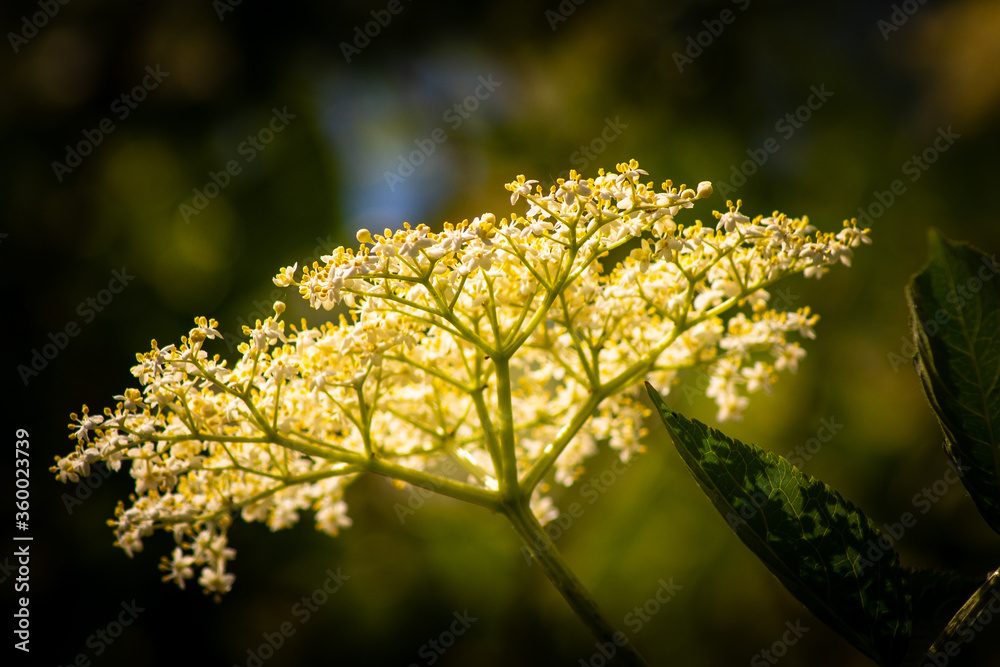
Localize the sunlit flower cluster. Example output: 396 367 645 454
54 160 869 597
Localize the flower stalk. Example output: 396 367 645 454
502 494 650 666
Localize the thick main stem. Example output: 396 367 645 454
504 497 650 667
493 356 519 495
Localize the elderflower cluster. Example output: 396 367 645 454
55 160 869 598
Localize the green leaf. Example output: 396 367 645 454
906 229 1000 535
645 382 911 666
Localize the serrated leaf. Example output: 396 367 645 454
906 230 1000 535
645 382 911 666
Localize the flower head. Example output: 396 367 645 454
55 159 868 597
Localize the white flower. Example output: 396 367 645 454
161 547 197 589
198 562 235 598
509 177 538 204
57 158 866 598
71 412 103 443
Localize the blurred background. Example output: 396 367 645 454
3 0 1000 665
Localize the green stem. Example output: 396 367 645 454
522 390 605 493
493 356 519 496
926 565 1000 658
503 496 649 667
363 456 503 513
